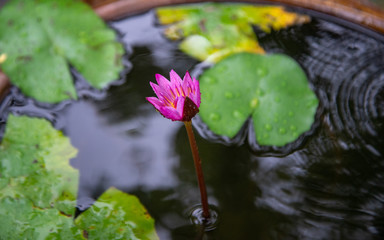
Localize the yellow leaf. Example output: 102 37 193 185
157 3 310 62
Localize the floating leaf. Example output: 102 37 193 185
0 114 79 214
157 3 310 62
0 197 84 239
75 187 159 240
0 0 124 103
0 114 82 239
199 53 318 146
0 115 159 239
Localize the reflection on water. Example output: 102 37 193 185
1 6 384 240
64 101 179 207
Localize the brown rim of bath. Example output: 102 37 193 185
91 0 384 34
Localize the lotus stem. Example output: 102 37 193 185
184 120 210 219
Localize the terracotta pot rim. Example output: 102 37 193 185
94 0 384 34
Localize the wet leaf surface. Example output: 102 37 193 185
76 187 159 240
0 115 158 239
0 197 85 239
0 0 124 103
157 3 310 62
199 53 319 146
0 115 78 212
0 114 81 238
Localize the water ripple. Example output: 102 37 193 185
258 19 384 156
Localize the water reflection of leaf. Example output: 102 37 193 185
157 3 310 62
0 0 124 103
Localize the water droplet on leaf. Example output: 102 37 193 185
209 113 221 121
255 88 265 97
274 117 279 123
225 91 233 99
232 110 243 119
256 67 268 77
265 124 272 131
279 128 286 134
250 98 258 108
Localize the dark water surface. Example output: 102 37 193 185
1 5 384 240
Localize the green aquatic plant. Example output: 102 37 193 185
157 3 310 62
75 187 159 240
199 53 319 147
0 115 159 239
0 0 124 103
0 115 79 215
156 3 318 147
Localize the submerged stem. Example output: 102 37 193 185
184 120 210 219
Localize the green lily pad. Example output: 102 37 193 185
0 114 79 214
0 0 124 103
0 197 85 240
75 187 159 240
157 3 310 62
0 114 82 239
0 115 159 239
199 53 319 147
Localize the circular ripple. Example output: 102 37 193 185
334 63 384 155
188 204 220 232
256 18 384 238
257 19 384 156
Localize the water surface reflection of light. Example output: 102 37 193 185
64 100 179 203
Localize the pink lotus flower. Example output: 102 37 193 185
147 70 210 219
147 70 201 121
